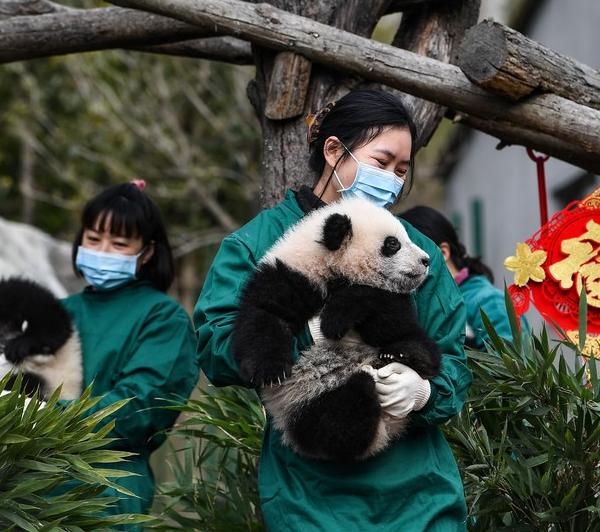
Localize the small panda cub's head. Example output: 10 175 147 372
321 198 430 293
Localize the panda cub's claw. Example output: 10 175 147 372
378 353 404 363
241 359 292 389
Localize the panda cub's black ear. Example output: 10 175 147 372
321 213 352 251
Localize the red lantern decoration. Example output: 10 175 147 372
504 187 600 356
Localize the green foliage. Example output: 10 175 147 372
153 386 265 531
0 50 260 251
446 297 600 531
0 375 153 531
153 299 600 531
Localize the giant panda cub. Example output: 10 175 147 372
0 278 82 400
232 197 440 462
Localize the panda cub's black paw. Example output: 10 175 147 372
319 315 354 341
239 356 294 388
378 352 405 364
4 336 39 364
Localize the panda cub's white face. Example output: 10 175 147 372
325 198 430 294
261 197 430 295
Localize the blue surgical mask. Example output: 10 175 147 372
334 144 405 208
75 246 141 291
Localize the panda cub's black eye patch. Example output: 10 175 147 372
382 236 401 257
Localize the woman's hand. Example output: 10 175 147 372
372 362 431 419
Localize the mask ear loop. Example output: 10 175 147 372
317 142 347 201
329 141 360 194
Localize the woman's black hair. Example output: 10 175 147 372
72 183 175 292
400 205 494 282
308 89 418 199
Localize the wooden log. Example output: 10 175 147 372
132 36 251 64
0 0 66 18
457 19 600 107
393 0 480 148
386 0 441 14
0 4 252 64
450 112 600 176
110 0 600 158
265 51 312 120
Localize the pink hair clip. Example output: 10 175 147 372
131 179 146 190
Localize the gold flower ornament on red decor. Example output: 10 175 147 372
504 243 547 287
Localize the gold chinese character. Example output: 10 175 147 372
549 220 600 289
578 262 600 308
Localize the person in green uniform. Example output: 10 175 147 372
195 90 471 531
400 205 528 350
62 181 199 521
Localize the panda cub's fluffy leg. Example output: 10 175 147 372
262 343 390 461
287 371 382 462
233 259 324 386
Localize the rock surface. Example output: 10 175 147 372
0 217 83 297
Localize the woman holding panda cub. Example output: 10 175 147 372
195 90 471 530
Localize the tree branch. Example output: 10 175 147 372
131 36 251 64
393 0 480 148
109 0 600 164
0 2 252 64
0 0 68 18
385 0 441 14
449 112 600 175
457 19 600 107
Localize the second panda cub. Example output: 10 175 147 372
0 278 82 400
233 198 440 462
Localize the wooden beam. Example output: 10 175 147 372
265 51 312 120
0 4 252 64
457 19 600 108
386 0 441 14
132 36 251 64
0 0 66 18
450 112 600 176
110 0 600 160
393 0 480 148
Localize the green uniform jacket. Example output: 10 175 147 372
195 191 472 531
62 280 199 519
460 275 528 351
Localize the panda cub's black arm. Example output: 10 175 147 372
320 278 384 340
319 282 402 342
321 283 441 378
355 289 441 378
232 259 324 386
382 332 441 378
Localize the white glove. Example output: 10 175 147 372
373 362 431 419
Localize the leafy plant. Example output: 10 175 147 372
153 386 265 531
446 294 600 531
154 298 600 531
0 375 152 531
